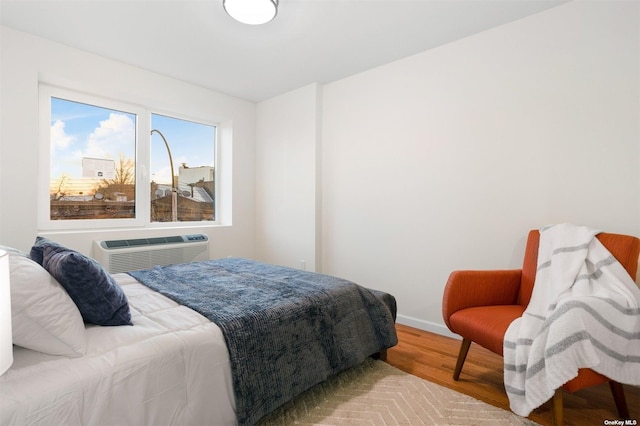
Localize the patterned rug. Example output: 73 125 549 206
259 358 539 425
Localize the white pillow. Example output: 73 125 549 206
9 252 87 356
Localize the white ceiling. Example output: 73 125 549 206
0 0 567 102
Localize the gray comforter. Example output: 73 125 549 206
129 257 398 425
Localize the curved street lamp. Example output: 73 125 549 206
151 129 177 222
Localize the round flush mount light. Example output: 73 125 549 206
223 0 278 25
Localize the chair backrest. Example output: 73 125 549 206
518 230 540 306
517 229 640 307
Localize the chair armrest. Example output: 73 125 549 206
442 269 522 329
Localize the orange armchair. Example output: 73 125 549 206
442 230 640 425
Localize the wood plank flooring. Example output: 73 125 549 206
385 323 639 426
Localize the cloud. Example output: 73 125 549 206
151 155 188 185
85 113 135 159
50 120 75 150
151 165 172 185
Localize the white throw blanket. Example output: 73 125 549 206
503 224 640 417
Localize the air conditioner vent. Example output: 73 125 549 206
103 240 129 248
100 234 205 249
93 234 209 273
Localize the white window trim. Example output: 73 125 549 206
38 84 221 231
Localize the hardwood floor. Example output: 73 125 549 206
385 323 639 426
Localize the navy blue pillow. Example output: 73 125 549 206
30 236 67 265
40 244 132 326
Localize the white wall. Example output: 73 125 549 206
0 27 257 259
255 84 322 271
319 1 640 335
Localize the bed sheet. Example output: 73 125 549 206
0 273 236 426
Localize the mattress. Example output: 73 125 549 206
0 273 236 426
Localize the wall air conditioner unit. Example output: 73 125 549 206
92 234 209 274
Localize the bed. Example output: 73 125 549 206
0 239 398 426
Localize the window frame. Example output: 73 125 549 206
38 84 220 231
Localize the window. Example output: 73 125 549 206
49 97 137 221
39 85 217 230
150 114 216 222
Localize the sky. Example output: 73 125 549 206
50 97 216 185
150 113 216 184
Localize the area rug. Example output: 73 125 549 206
259 358 539 425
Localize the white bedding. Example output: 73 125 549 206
0 273 236 426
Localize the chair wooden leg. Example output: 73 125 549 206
552 388 563 426
609 381 629 419
453 338 471 381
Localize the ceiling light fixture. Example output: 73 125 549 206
223 0 278 25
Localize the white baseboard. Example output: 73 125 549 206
395 314 460 340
